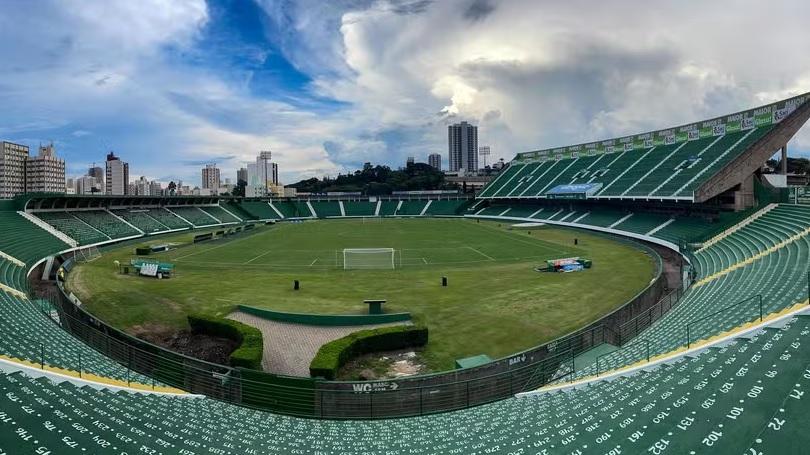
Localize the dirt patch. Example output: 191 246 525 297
128 323 239 365
338 348 429 381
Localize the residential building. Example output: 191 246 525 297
246 151 279 195
201 164 220 192
428 153 442 170
25 143 65 193
0 141 29 198
448 121 478 175
237 167 248 183
105 152 129 195
131 176 161 196
65 178 76 195
88 165 103 186
75 175 99 195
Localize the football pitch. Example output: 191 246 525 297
68 218 656 372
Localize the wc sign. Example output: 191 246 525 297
352 382 399 393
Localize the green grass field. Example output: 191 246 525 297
67 218 657 371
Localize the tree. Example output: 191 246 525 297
232 179 247 197
288 162 458 195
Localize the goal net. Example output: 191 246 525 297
343 248 396 270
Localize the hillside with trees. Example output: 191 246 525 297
290 162 458 195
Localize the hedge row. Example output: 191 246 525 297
309 325 428 380
187 314 263 370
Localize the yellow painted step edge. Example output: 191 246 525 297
0 353 187 395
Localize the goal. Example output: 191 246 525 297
342 248 396 270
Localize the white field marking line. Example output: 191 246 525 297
216 298 243 303
466 246 496 261
172 227 277 261
309 258 318 266
422 257 428 264
244 249 274 264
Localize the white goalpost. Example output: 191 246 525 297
342 248 396 270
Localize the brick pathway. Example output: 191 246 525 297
227 311 407 377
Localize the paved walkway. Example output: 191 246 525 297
227 311 407 377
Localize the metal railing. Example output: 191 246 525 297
686 294 762 348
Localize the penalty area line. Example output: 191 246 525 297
466 246 496 261
309 258 318 266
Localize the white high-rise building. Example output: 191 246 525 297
0 141 29 198
105 152 129 195
75 175 99 195
428 153 442 170
201 164 220 192
25 143 65 193
448 121 478 175
245 151 279 196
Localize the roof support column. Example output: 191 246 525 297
781 144 788 175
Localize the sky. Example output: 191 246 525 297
1 0 809 187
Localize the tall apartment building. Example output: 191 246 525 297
25 143 65 193
201 164 220 191
0 141 29 198
88 164 103 185
448 121 478 175
237 167 248 183
105 152 129 195
246 151 279 196
428 153 442 170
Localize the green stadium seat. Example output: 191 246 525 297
343 201 376 216
200 205 241 223
309 201 342 217
167 207 223 226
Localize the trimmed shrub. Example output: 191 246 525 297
187 314 263 370
310 325 428 380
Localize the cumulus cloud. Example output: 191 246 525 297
268 0 810 162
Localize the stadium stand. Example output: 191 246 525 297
478 93 806 202
148 208 193 229
0 211 70 265
0 292 157 384
423 199 469 215
396 200 428 215
562 204 810 379
112 209 171 233
343 200 376 216
379 200 399 216
71 210 141 239
35 211 110 245
167 206 222 226
200 205 241 223
0 313 807 453
310 200 342 217
237 201 282 220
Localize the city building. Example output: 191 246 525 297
246 151 279 196
406 156 415 167
0 141 29 198
428 153 442 170
130 176 161 196
25 143 65 193
237 167 248 183
88 165 103 185
105 152 129 195
201 164 220 192
65 178 76 195
448 121 478 175
75 175 99 195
